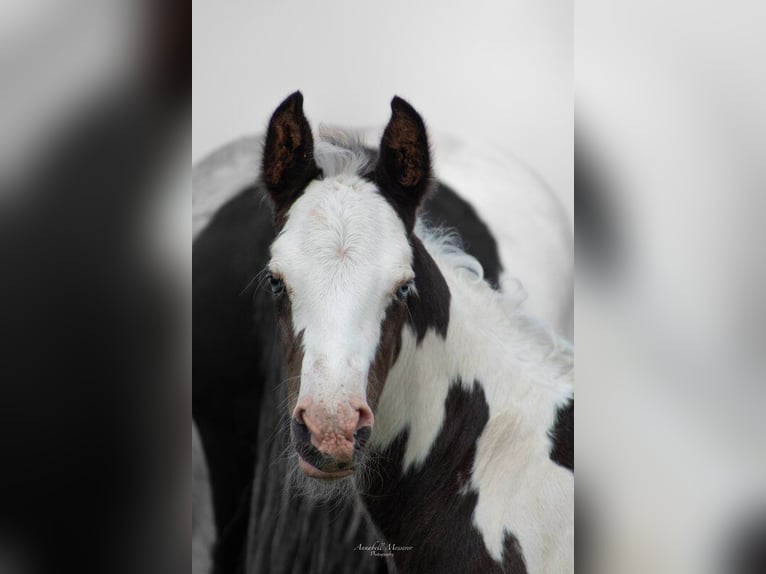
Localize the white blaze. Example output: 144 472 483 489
269 172 413 407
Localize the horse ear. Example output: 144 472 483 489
376 96 432 232
262 91 320 215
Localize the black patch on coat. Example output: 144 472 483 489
360 381 527 573
548 399 574 471
408 236 451 342
367 302 407 410
502 534 529 573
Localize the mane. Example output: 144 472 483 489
417 222 574 389
414 220 487 284
313 127 373 179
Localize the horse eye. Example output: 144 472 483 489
396 280 415 301
267 274 285 296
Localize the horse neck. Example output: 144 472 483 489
360 240 574 570
370 240 572 470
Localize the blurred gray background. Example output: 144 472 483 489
192 0 573 222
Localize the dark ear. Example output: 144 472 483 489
376 96 432 232
262 91 320 217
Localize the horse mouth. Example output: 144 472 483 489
298 456 355 480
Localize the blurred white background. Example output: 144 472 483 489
192 0 572 220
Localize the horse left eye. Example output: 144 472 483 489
396 280 415 300
268 274 285 295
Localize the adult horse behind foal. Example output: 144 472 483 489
260 92 574 572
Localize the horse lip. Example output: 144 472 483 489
298 456 355 479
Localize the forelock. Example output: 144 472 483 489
313 127 373 179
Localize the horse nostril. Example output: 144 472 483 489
291 417 311 443
354 426 372 449
356 405 374 429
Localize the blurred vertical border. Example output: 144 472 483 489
577 1 766 572
0 1 188 573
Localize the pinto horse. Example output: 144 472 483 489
261 92 573 573
193 93 573 573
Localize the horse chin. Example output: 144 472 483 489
288 455 358 502
298 457 355 480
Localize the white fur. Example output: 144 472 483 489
313 127 372 179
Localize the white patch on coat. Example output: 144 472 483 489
269 148 413 409
371 230 574 572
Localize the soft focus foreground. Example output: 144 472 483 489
577 1 766 572
0 2 187 574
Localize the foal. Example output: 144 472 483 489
261 92 573 573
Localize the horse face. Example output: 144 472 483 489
262 92 432 480
268 182 413 478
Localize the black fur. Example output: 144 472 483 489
361 381 527 573
261 91 322 224
502 534 529 573
407 236 451 342
376 97 433 232
548 399 574 471
193 186 278 572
